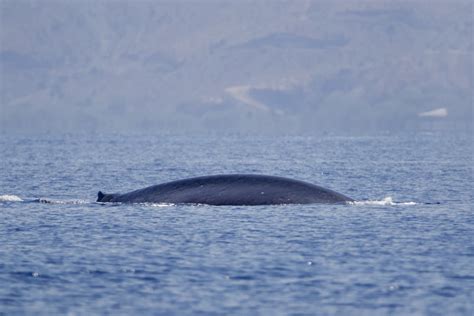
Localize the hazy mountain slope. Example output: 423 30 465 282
0 0 472 133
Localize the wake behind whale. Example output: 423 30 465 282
0 194 422 207
1 175 427 207
97 174 354 206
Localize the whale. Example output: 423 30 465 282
97 174 353 205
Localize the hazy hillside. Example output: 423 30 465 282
0 0 472 134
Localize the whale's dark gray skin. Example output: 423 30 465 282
97 174 353 205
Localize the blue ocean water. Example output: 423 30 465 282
0 131 472 315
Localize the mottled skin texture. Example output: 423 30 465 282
97 174 353 205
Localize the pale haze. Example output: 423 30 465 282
0 0 472 134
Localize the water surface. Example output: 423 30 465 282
1 132 472 315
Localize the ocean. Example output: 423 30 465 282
0 131 472 315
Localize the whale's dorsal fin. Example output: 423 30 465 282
97 191 118 202
97 191 106 202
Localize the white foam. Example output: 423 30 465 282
139 203 176 208
350 197 417 206
0 194 23 202
36 198 90 205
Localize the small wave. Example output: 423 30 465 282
0 194 23 202
350 197 417 206
0 195 91 204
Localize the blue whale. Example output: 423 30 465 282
97 174 353 205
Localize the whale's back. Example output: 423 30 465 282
98 174 353 205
